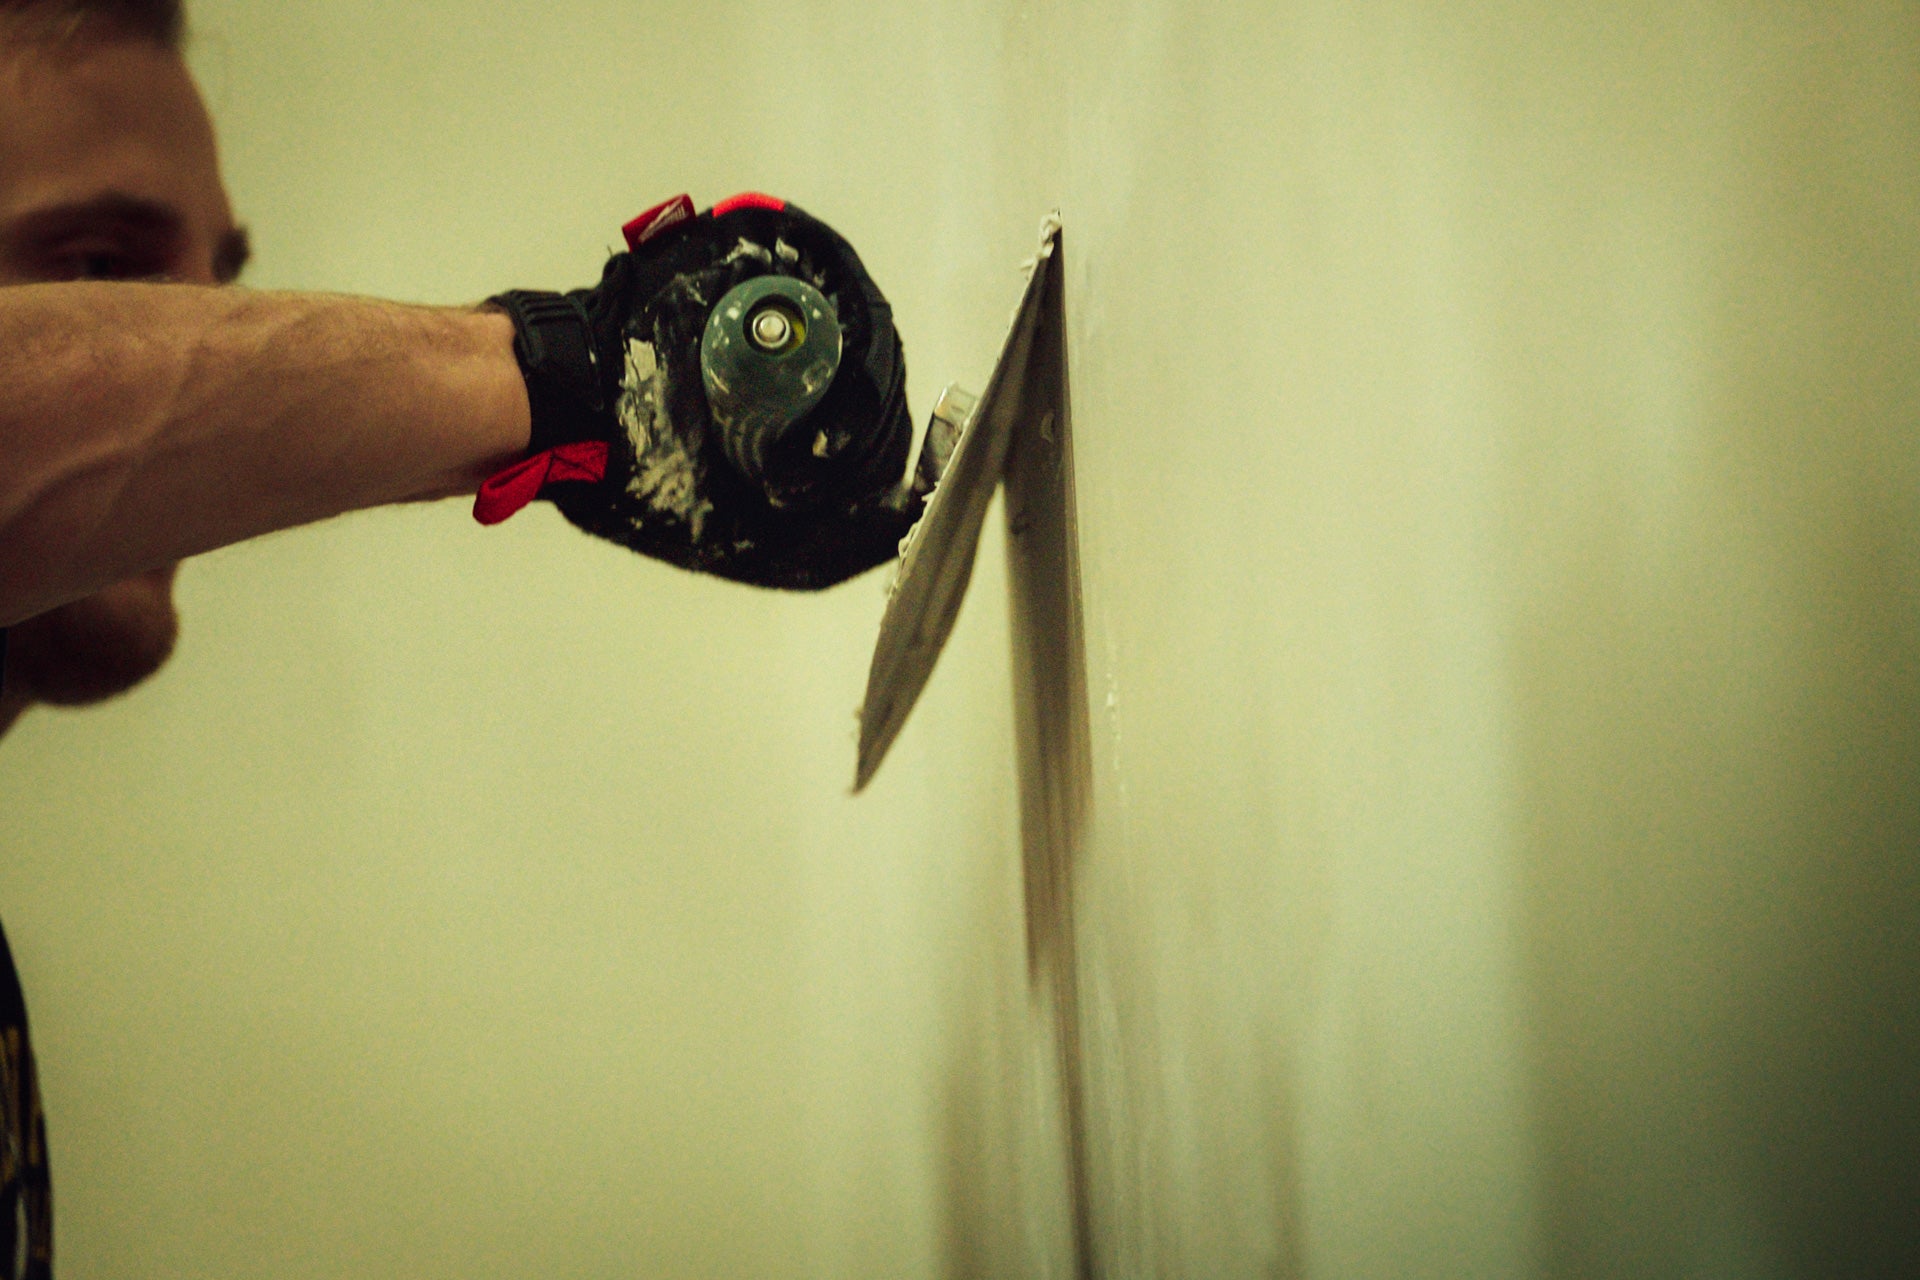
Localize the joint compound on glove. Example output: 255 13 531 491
618 336 712 541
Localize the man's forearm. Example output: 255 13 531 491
0 283 530 626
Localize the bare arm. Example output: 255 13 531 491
0 282 530 626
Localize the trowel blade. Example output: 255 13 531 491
854 223 1063 791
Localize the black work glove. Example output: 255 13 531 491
474 193 919 590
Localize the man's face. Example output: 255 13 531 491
0 26 244 712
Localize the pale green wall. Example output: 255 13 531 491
1 1 1916 1277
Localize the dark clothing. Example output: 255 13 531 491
0 922 51 1280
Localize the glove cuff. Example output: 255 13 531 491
489 289 604 456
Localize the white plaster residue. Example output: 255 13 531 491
1018 211 1063 284
628 446 713 542
618 336 712 540
995 213 1062 369
725 237 774 266
889 460 950 589
617 338 664 454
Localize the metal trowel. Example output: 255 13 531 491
855 217 1092 1276
855 218 1064 791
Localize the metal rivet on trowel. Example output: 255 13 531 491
749 305 797 352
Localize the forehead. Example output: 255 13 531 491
0 34 232 247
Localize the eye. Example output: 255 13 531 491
58 247 160 282
41 237 172 283
66 250 130 280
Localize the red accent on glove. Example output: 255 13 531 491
711 191 787 217
622 194 696 251
472 441 610 525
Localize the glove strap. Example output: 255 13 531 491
474 441 609 525
490 289 602 454
476 290 609 525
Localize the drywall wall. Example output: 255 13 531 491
0 1 1915 1277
